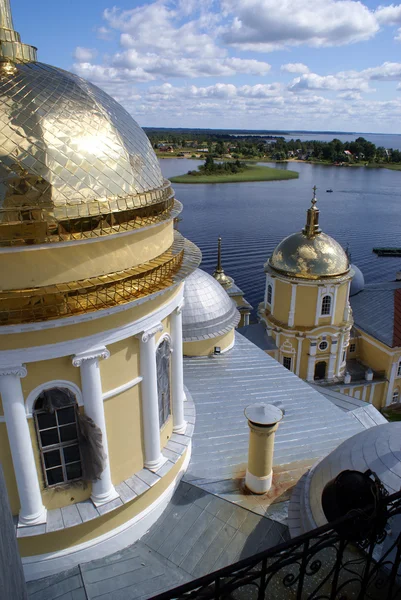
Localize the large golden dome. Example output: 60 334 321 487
269 191 349 280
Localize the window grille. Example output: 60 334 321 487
321 295 332 315
283 356 292 371
393 389 399 403
33 389 82 487
267 284 272 305
156 338 171 427
319 341 328 351
349 343 356 353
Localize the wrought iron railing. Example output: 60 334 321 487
152 490 401 600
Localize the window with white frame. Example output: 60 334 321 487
283 356 292 370
321 295 332 316
156 338 171 427
319 340 328 351
393 388 400 403
349 343 356 353
398 362 401 377
267 283 273 305
33 388 82 487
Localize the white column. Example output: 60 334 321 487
73 347 118 506
296 337 303 376
327 339 338 379
336 333 344 377
315 288 322 326
170 302 187 434
0 366 47 526
138 323 167 471
288 284 297 328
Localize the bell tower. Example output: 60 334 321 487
259 188 353 382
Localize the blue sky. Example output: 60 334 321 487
12 0 401 133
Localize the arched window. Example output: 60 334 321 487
33 388 82 487
393 389 400 403
267 284 272 305
156 338 171 427
321 295 332 316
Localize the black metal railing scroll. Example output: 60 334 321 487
153 490 401 600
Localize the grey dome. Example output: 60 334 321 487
308 423 401 528
183 269 240 342
350 263 365 296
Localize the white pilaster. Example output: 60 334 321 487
327 339 338 380
137 323 166 471
72 347 118 506
0 366 47 526
306 342 317 381
336 333 344 377
331 286 338 325
288 284 297 328
170 302 186 434
315 288 322 326
386 361 399 406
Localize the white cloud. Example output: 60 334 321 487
281 63 310 74
73 47 98 62
220 0 379 51
288 72 372 93
375 4 401 24
362 62 401 80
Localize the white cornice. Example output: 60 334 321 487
0 286 184 367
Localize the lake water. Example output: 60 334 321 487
159 159 401 313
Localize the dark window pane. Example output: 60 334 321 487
57 406 76 425
34 397 44 410
63 445 80 464
44 449 61 469
36 412 57 430
46 467 64 485
60 424 78 443
66 462 82 481
40 428 59 447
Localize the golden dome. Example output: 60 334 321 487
0 28 173 246
269 189 350 280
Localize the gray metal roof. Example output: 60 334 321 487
350 263 365 296
238 323 278 351
184 333 367 488
351 281 401 347
182 269 240 342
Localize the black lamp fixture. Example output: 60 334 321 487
321 469 388 541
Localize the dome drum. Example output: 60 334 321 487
0 233 202 325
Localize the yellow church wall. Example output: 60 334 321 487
334 284 348 324
18 449 187 557
0 287 181 351
357 334 393 375
183 329 234 356
105 385 144 485
1 222 174 290
160 416 173 449
299 348 310 380
21 356 81 399
293 285 318 327
272 279 291 324
100 338 140 394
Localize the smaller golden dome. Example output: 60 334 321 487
269 188 350 280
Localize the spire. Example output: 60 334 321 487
0 0 14 30
0 0 37 64
302 185 321 239
212 236 233 289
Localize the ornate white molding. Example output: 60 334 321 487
139 323 163 344
72 346 110 368
0 365 27 378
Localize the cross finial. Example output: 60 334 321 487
312 185 317 206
